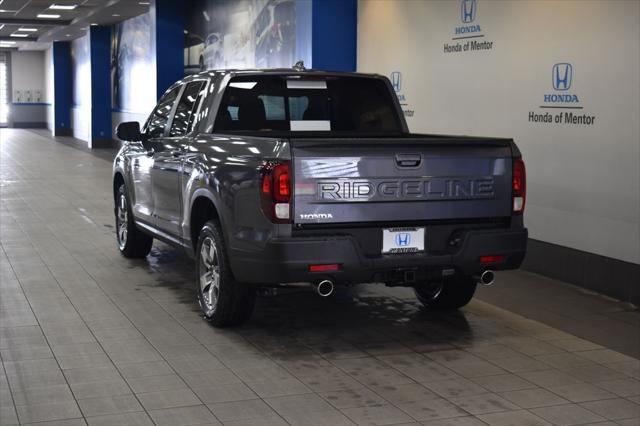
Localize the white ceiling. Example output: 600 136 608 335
0 0 150 50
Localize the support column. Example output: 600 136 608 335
88 26 112 148
151 0 184 99
312 0 357 71
52 42 72 136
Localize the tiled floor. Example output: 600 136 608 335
1 128 638 426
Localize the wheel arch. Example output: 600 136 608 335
189 190 221 252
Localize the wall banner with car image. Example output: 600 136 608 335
184 0 311 74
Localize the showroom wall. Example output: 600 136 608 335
111 12 156 129
9 50 47 128
358 0 640 268
71 33 91 142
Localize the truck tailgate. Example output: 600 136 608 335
291 137 513 225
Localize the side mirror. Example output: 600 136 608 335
116 121 142 142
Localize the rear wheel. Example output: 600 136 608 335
414 275 477 310
195 220 256 327
115 184 153 258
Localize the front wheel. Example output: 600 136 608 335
414 275 477 310
195 220 256 327
115 184 153 258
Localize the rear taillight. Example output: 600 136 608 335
261 161 292 223
512 158 526 214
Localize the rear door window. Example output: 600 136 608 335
169 81 206 137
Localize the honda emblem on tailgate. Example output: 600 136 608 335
395 233 411 247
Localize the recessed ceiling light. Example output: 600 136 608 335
0 41 16 45
139 1 150 4
17 28 38 32
49 4 77 10
10 33 29 37
90 23 98 26
112 14 120 17
37 13 61 18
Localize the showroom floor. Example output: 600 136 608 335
1 129 638 426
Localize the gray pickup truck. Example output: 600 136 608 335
113 66 528 326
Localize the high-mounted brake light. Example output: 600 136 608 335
512 158 526 214
260 161 292 223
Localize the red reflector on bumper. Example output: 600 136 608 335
480 255 506 264
309 264 340 272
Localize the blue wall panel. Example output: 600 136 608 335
153 0 184 98
52 42 72 135
312 0 357 71
90 26 112 141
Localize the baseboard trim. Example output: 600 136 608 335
90 138 121 149
11 122 47 128
522 239 639 306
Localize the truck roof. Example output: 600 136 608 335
185 68 384 81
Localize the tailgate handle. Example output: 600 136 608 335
395 154 422 168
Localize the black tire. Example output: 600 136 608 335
195 220 256 327
414 275 477 310
115 184 153 258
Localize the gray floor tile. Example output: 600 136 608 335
136 388 201 410
11 384 75 406
319 387 387 409
148 405 220 426
498 387 569 408
424 378 489 399
547 383 617 402
341 403 415 425
264 393 355 425
471 373 537 393
207 398 279 422
191 382 258 404
476 409 552 425
77 394 142 417
530 404 607 425
396 398 468 421
578 398 640 420
420 417 487 426
368 383 438 405
449 393 519 414
86 412 154 426
70 379 133 399
126 374 188 393
594 378 640 397
15 400 82 424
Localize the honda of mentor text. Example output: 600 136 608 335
112 64 528 326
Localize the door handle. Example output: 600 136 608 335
395 154 422 168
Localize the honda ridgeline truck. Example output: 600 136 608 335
112 66 528 326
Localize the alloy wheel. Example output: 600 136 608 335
199 236 221 312
116 194 128 250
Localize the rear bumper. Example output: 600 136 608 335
230 227 528 285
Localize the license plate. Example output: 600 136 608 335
382 227 425 254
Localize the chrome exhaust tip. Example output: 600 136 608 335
316 280 334 297
479 270 495 286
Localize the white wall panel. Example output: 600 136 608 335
358 0 640 264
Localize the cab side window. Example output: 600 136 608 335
145 86 181 139
169 81 205 137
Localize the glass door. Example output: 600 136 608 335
0 52 8 127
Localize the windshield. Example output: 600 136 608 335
213 75 403 134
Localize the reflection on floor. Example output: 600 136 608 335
1 129 639 425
